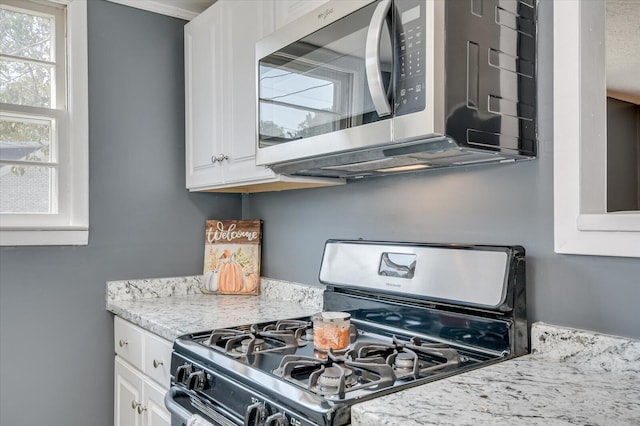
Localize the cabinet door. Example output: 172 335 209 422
114 317 144 373
219 0 276 184
115 357 144 426
274 0 330 30
144 332 172 388
185 3 225 189
143 380 171 426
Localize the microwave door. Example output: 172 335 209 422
256 0 394 166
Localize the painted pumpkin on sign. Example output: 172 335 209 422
218 251 243 293
242 273 259 294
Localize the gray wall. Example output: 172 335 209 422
0 2 241 425
245 0 640 339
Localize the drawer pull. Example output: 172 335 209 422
153 359 163 368
119 339 128 347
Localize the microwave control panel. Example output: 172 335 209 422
395 0 426 117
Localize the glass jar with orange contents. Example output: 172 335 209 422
312 312 351 352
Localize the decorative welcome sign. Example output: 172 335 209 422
203 220 263 295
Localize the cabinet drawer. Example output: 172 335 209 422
114 316 144 370
144 332 173 387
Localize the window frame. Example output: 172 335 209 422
0 0 88 246
553 0 640 258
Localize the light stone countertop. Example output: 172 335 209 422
106 276 324 341
350 322 640 426
107 278 640 425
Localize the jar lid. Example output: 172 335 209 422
312 311 351 322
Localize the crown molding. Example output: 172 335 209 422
106 0 204 20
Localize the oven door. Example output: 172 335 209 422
255 0 395 166
165 387 242 426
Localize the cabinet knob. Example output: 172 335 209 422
131 400 139 410
119 339 128 347
211 153 228 164
137 404 147 414
153 359 163 368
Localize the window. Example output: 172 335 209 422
0 0 88 246
553 0 640 258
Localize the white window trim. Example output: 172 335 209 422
553 0 640 258
0 0 88 246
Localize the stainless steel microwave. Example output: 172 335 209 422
255 0 537 179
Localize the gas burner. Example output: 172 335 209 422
317 366 355 389
301 329 314 341
206 329 254 357
393 352 415 370
241 338 264 353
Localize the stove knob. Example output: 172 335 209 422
175 363 193 384
186 371 207 391
244 402 267 426
265 412 287 426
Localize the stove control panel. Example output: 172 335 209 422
170 352 322 426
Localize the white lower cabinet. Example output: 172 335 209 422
115 357 171 426
114 317 172 426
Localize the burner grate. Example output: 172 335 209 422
205 321 312 357
273 351 396 399
271 335 468 398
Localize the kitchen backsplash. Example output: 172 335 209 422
106 275 325 308
530 322 640 373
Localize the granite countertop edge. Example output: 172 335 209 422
106 275 325 341
351 322 640 426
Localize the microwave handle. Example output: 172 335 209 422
365 0 393 117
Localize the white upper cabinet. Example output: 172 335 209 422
273 0 330 30
184 0 342 193
184 3 224 189
219 0 276 185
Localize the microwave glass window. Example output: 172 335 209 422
259 63 346 144
258 1 393 147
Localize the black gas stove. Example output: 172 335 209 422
165 240 527 426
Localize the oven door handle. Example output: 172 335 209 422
165 386 195 424
365 0 392 117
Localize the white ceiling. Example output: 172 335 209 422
112 0 639 104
